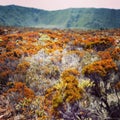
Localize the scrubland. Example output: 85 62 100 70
0 27 120 120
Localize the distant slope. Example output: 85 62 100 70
0 5 120 29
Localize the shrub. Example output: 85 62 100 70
84 37 115 51
44 68 93 118
111 48 120 60
7 82 35 100
16 61 30 73
98 51 112 60
82 59 117 77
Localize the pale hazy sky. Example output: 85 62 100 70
0 0 120 10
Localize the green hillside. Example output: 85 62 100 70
0 5 120 29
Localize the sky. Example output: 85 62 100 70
0 0 120 10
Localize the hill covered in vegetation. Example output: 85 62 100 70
0 5 120 29
0 26 120 119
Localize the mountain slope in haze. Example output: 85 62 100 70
0 5 120 29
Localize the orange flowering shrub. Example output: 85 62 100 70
16 61 30 73
0 36 9 47
67 50 84 58
44 69 83 118
111 48 120 60
61 75 83 102
7 82 35 100
98 51 112 60
0 70 11 84
82 59 117 77
44 41 64 53
61 68 80 79
5 82 35 118
84 37 115 51
13 48 23 58
6 41 16 52
72 38 84 47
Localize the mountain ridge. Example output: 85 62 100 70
0 5 120 29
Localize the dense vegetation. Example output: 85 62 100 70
0 5 120 29
0 26 120 120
